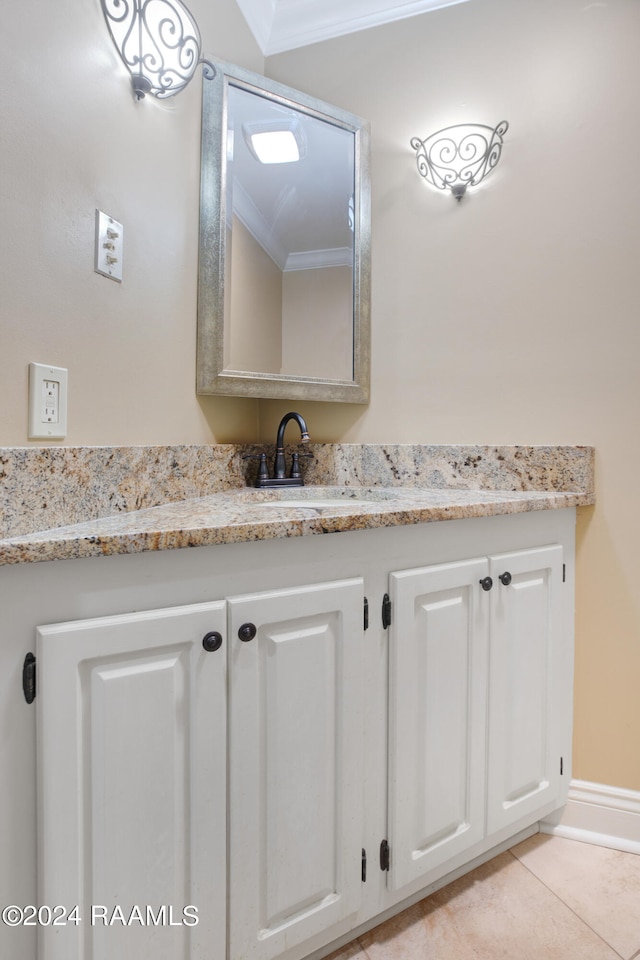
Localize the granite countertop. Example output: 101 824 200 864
0 483 594 566
0 444 595 566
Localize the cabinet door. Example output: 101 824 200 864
228 578 364 960
36 601 226 960
387 558 489 890
486 545 564 835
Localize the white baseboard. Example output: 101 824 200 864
541 779 640 854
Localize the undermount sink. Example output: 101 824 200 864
253 499 374 510
246 487 407 511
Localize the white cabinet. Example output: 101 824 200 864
36 578 365 960
30 511 575 960
486 545 564 834
387 545 566 894
36 602 227 960
227 579 364 960
387 557 489 890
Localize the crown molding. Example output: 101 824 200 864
236 0 471 56
234 0 278 54
232 180 351 273
285 247 353 271
232 178 289 270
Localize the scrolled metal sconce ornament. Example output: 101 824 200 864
101 0 216 100
410 120 509 201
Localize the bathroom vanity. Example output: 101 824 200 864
0 444 594 960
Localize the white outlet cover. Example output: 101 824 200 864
28 362 68 439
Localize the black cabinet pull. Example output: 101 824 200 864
202 631 223 652
238 623 257 642
23 653 36 703
499 572 512 586
479 576 493 592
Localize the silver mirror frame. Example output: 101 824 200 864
197 60 371 403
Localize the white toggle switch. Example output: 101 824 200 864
29 363 68 439
95 209 123 282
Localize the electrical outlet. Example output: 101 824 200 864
28 363 68 439
95 210 124 282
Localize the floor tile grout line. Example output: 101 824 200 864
335 845 638 960
355 937 372 959
507 849 628 960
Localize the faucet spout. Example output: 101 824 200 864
249 411 311 487
274 412 310 479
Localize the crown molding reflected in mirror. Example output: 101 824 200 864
197 60 371 403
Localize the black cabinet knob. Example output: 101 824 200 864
479 576 493 592
238 622 257 642
499 572 512 586
202 631 223 652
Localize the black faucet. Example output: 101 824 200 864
250 412 311 488
274 412 310 479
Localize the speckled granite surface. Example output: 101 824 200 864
0 445 248 538
302 444 594 493
0 444 594 565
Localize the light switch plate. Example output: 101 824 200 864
28 363 68 439
95 209 123 282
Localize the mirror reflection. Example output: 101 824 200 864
197 61 370 403
227 84 355 381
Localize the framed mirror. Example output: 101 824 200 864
197 60 371 403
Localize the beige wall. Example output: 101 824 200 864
1 0 640 791
228 218 283 373
263 0 640 790
282 266 353 379
0 0 263 444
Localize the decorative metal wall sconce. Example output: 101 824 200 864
101 0 216 100
410 121 508 201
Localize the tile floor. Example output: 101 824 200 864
324 835 640 960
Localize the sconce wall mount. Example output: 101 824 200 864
101 0 215 100
411 120 509 200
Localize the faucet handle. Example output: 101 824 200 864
289 451 313 480
242 452 269 483
290 452 302 480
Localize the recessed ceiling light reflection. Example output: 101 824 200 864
243 120 306 164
